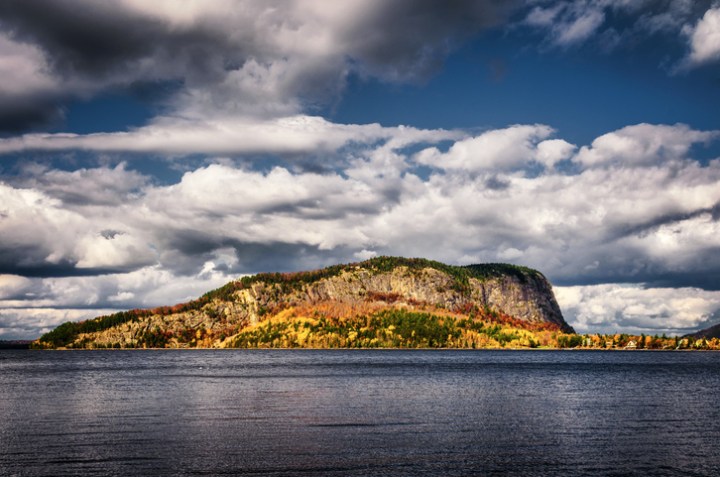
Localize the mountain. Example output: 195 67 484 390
34 257 574 349
687 322 720 340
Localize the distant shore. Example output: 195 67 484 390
0 340 32 349
19 344 719 351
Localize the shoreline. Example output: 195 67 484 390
19 346 719 352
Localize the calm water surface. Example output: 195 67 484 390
1 349 718 476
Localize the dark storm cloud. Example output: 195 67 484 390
0 0 236 132
345 0 521 81
607 202 720 242
0 0 523 133
0 243 57 273
162 230 226 259
0 1 160 77
0 259 128 278
0 0 716 135
645 269 720 291
229 241 360 275
157 235 362 278
0 101 64 135
0 0 229 80
552 257 720 291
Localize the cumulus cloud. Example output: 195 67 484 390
414 124 558 172
0 183 91 276
574 123 718 166
1 122 719 338
556 284 720 335
0 32 65 132
620 212 720 274
536 139 577 166
0 308 117 340
682 6 720 66
0 0 520 132
3 122 718 282
0 261 238 339
15 162 148 205
0 33 54 97
2 2 719 342
0 274 33 300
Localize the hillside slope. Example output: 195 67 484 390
35 257 574 349
687 322 720 340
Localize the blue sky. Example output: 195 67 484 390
1 0 720 339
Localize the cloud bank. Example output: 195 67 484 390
2 1 720 339
2 122 720 338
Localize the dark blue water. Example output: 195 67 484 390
1 350 718 476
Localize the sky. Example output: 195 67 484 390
1 0 720 339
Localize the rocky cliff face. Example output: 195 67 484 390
473 274 568 331
232 266 570 331
36 257 573 349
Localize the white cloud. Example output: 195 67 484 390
0 275 33 299
74 232 156 269
353 249 378 261
522 1 606 47
373 156 720 284
556 284 720 335
1 1 719 342
498 247 524 261
0 33 56 96
0 259 239 339
555 8 605 46
17 162 148 206
414 124 555 172
523 0 703 53
1 123 720 339
0 264 237 323
141 164 389 251
525 5 563 27
0 308 118 340
621 213 720 268
536 139 577 167
0 183 86 268
0 0 712 136
683 7 720 66
3 124 719 286
635 0 695 35
0 115 457 157
574 123 717 166
108 291 135 303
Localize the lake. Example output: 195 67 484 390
1 349 719 476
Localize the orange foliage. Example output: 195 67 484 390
365 291 403 303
